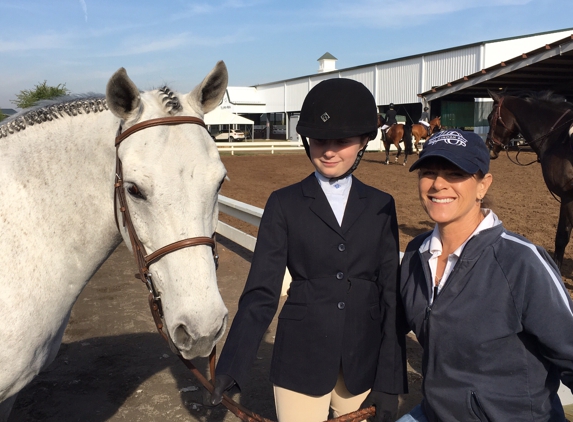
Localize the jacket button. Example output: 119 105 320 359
336 272 344 280
338 243 346 252
337 302 345 310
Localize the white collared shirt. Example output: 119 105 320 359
421 209 502 304
314 171 352 226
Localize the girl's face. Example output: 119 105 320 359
418 160 492 228
309 136 368 179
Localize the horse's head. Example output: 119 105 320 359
377 114 385 128
430 116 441 132
105 62 229 359
487 90 520 159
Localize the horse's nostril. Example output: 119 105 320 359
214 316 228 342
173 324 191 345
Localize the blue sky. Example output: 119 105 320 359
1 0 573 109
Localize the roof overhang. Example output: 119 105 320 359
419 34 573 102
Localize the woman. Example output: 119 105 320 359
399 129 573 421
209 78 408 422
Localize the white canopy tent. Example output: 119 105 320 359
204 107 254 140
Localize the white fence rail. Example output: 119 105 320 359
217 195 291 295
215 137 412 155
216 195 262 252
217 140 305 155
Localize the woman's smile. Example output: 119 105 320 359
429 196 455 204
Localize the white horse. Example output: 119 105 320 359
0 62 230 420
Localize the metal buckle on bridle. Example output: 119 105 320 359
143 271 156 297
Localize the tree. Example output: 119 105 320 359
11 81 70 109
0 110 6 121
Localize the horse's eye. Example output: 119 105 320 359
127 184 146 199
217 177 225 192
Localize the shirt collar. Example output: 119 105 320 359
420 209 501 255
314 171 352 193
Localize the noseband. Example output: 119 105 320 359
114 116 219 343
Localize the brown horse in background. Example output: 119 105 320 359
411 116 442 153
382 123 412 166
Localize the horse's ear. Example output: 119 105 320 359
488 89 500 102
189 61 228 114
106 68 142 120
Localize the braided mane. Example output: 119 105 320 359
158 86 182 114
0 95 108 139
0 86 183 139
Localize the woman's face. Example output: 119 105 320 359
309 136 368 179
418 160 492 228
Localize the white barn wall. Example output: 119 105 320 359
339 68 375 92
258 84 285 111
377 58 421 105
309 73 341 88
423 46 481 91
285 79 310 112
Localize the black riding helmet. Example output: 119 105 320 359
296 78 378 180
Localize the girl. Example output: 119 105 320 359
210 78 408 422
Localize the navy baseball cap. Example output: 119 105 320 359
409 129 490 174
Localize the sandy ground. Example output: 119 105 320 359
8 149 573 421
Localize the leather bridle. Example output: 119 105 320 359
113 116 375 422
486 97 515 151
114 116 219 343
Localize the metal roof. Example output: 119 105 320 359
419 34 573 101
317 52 337 61
254 28 573 88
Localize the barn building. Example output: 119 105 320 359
216 27 573 144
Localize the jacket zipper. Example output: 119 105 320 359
470 391 491 422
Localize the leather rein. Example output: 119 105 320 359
113 116 375 422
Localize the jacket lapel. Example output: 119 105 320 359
341 177 367 234
302 174 343 237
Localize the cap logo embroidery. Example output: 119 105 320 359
427 130 467 147
320 112 330 122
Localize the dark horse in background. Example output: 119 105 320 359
487 90 573 269
380 121 413 166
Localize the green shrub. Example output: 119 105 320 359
11 81 70 109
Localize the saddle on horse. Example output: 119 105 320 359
419 121 431 137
